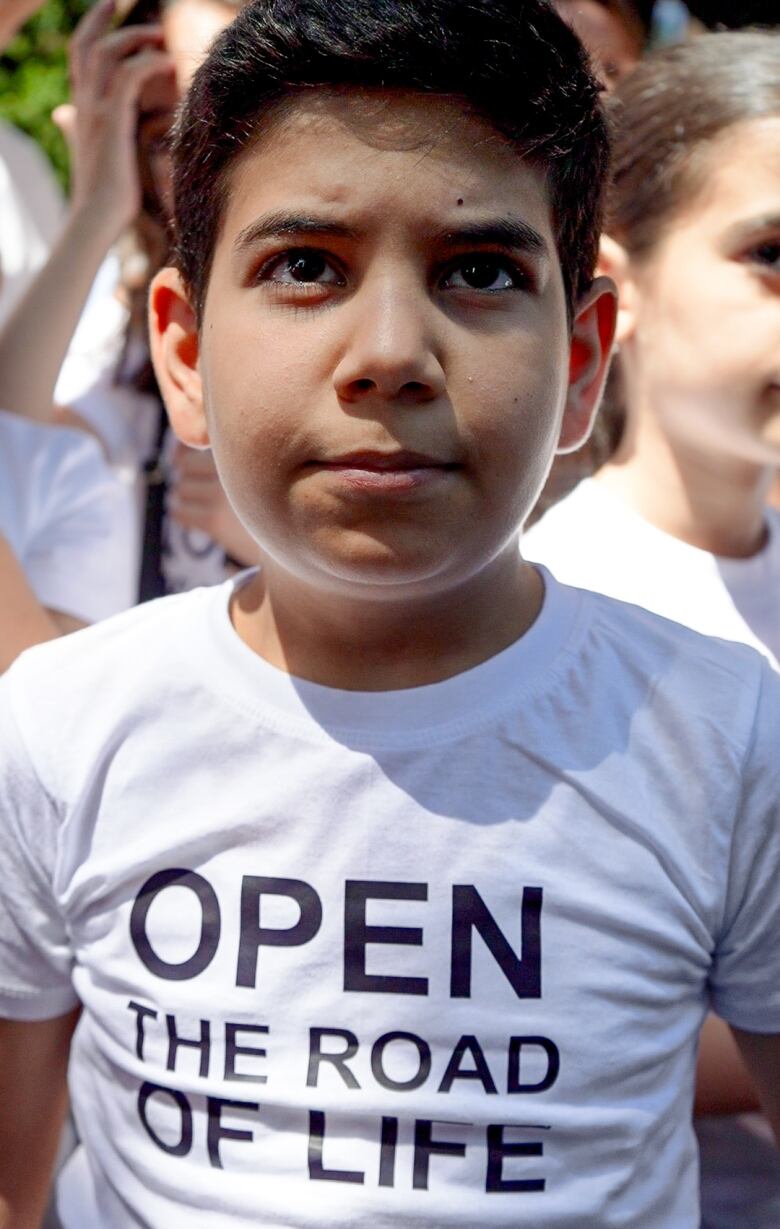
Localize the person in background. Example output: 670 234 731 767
0 1 66 325
0 410 134 671
0 0 137 668
524 32 780 1228
555 0 647 88
532 0 649 524
0 0 259 601
52 0 262 598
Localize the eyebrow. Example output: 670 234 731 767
234 212 360 255
436 219 548 258
723 212 780 244
233 211 548 259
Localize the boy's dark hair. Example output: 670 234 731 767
170 0 610 323
606 30 780 258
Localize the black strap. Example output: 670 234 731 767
137 406 168 602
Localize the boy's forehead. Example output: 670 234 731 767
221 89 556 241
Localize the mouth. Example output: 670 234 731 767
315 450 457 471
306 450 460 495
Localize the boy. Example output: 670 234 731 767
0 1 778 1226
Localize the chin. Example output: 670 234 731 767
298 534 469 596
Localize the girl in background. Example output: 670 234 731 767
0 0 259 601
525 31 780 1227
54 0 262 599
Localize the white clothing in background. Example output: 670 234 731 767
524 477 780 1228
1 572 779 1228
524 478 780 667
0 121 64 326
0 409 135 622
55 283 229 596
54 267 159 473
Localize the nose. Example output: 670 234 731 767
332 277 446 404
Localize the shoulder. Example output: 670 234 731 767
578 579 765 679
524 480 627 575
559 578 769 751
4 587 215 736
0 585 235 808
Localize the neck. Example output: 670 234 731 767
598 397 773 560
231 543 542 691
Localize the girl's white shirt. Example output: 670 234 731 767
524 477 780 669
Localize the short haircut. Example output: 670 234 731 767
170 0 610 323
607 30 780 257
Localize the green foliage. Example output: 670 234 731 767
0 1 91 188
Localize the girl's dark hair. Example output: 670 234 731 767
607 30 780 258
170 0 610 322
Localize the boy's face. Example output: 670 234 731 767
152 92 614 600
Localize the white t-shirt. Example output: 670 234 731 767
0 121 65 326
524 478 780 667
0 409 135 622
524 478 780 1227
1 573 779 1228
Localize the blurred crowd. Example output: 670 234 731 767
0 0 779 1226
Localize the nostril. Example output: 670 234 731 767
353 378 374 392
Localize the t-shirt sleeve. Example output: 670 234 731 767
26 433 136 623
0 676 79 1020
709 665 780 1033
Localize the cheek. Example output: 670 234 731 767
638 259 774 390
462 361 567 503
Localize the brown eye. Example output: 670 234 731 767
751 242 780 270
443 256 525 292
287 252 328 282
259 249 344 286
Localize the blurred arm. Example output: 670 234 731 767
695 1012 761 1116
0 0 48 51
0 1009 80 1229
0 536 86 672
730 1028 780 1146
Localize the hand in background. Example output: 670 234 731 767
0 0 49 51
0 0 177 425
168 445 263 567
56 0 176 240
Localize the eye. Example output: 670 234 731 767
441 255 528 293
748 241 780 272
257 248 344 287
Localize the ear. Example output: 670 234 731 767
148 266 210 449
556 274 618 454
597 234 638 345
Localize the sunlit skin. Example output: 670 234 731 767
555 0 642 89
160 0 238 90
151 92 615 689
137 0 239 218
0 0 46 49
600 117 780 557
